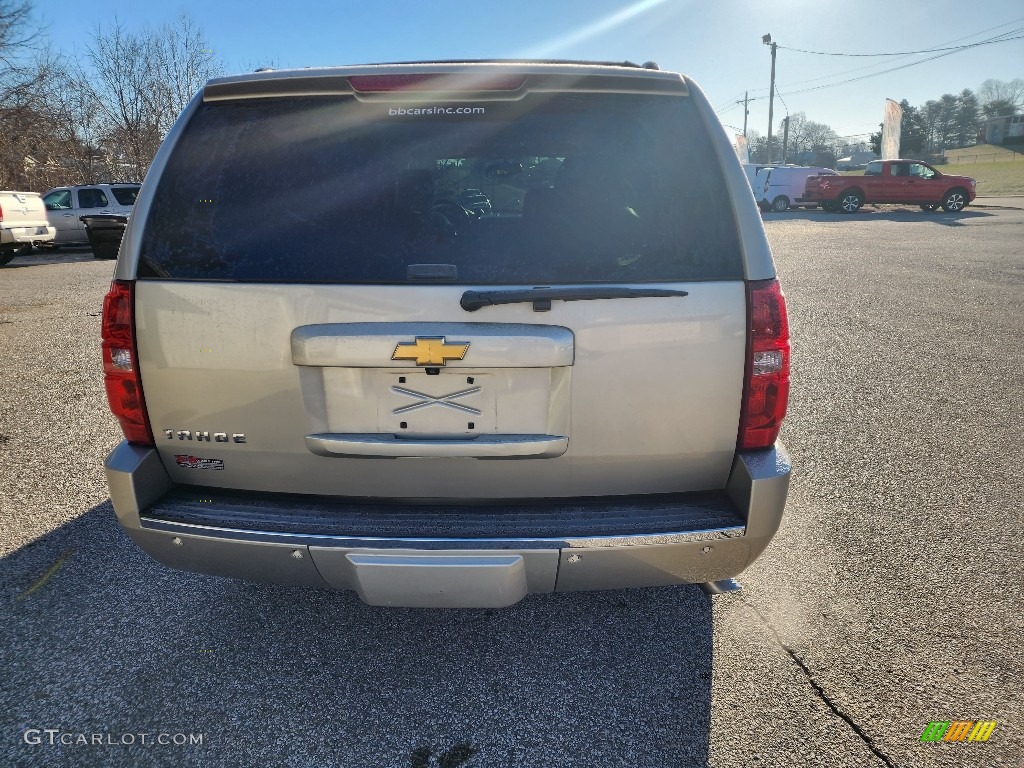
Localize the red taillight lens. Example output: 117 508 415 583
738 279 790 450
101 280 153 445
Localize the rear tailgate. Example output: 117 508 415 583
0 192 51 238
135 281 745 498
130 67 749 500
803 174 824 200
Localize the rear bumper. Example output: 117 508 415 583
105 442 791 607
0 224 55 246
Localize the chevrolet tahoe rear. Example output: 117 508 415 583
102 61 791 608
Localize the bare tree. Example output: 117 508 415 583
803 120 840 167
151 13 219 135
84 20 165 181
77 14 221 182
45 65 107 183
0 0 44 107
978 78 1024 114
0 0 56 190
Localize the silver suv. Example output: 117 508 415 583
42 183 140 246
102 62 791 608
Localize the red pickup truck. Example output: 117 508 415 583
803 159 976 214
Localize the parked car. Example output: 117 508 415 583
0 190 55 266
102 60 791 608
803 160 976 213
754 166 838 211
41 183 140 246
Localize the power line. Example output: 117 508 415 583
742 19 1024 96
781 35 1024 96
778 20 1024 56
775 89 790 115
713 91 749 112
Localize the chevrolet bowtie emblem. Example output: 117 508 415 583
391 336 470 366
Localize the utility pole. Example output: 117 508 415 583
742 91 750 137
782 115 790 164
763 34 777 163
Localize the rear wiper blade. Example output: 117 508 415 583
460 286 689 312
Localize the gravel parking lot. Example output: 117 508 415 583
2 208 1022 767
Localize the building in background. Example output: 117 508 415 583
978 114 1024 146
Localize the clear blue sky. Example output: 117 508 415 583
38 0 1024 142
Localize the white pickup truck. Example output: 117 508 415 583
0 190 56 266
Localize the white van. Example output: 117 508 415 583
741 164 772 193
755 166 838 211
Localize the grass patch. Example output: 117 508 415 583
943 144 1023 163
944 161 1024 195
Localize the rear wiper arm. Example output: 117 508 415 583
460 286 689 312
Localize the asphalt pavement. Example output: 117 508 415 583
972 196 1024 209
1 209 1022 767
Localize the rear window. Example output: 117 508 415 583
111 186 140 206
140 92 743 283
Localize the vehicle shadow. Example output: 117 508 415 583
763 206 994 226
3 502 714 767
2 247 98 269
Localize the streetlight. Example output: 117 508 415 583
763 34 777 163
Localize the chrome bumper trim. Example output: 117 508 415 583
305 432 568 459
139 515 747 549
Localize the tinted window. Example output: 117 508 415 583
78 188 109 208
864 162 882 176
141 93 743 284
44 190 72 210
111 186 140 205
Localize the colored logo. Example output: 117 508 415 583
920 721 996 743
174 455 225 471
392 336 470 366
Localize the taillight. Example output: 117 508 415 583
101 280 153 445
738 279 790 450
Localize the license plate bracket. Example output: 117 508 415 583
379 372 496 435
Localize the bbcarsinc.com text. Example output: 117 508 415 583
388 106 485 116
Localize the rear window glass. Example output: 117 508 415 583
111 186 140 206
140 92 742 283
